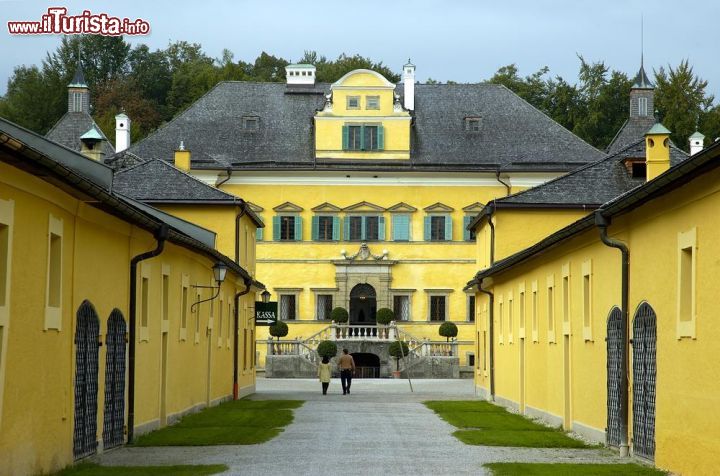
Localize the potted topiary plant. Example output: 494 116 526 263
438 321 458 356
316 340 338 362
376 307 394 339
269 320 289 354
388 340 410 378
330 307 349 338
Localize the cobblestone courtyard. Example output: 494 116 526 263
93 378 627 475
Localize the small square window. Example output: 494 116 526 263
242 116 259 131
465 117 482 132
366 96 380 110
347 96 360 110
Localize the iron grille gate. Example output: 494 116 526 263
102 309 127 450
632 302 657 461
606 306 623 447
73 300 100 460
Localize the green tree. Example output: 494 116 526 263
92 78 162 145
311 53 400 83
0 65 64 134
654 60 714 150
572 57 631 149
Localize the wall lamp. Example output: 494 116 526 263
261 290 271 303
190 262 228 313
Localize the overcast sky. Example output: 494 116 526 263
1 0 719 99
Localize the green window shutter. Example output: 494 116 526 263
393 214 409 241
344 216 351 240
312 215 319 241
361 216 367 240
378 125 384 150
378 216 386 241
273 216 280 241
333 216 341 241
294 216 303 241
463 216 472 241
256 226 263 241
360 125 366 150
444 214 453 241
424 216 431 241
342 125 349 150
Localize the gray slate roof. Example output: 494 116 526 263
113 159 238 203
606 115 656 155
125 81 604 171
493 139 688 207
46 112 115 158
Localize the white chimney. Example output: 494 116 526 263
285 64 316 85
689 131 705 155
402 59 415 111
115 112 131 153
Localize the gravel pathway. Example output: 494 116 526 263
94 378 625 475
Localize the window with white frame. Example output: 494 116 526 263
508 293 514 343
562 263 570 335
547 275 555 343
582 260 593 341
218 296 224 347
180 274 189 341
0 199 13 428
518 283 526 338
366 95 380 110
44 214 63 330
638 97 648 116
347 96 360 110
677 228 697 338
498 297 504 344
531 281 538 342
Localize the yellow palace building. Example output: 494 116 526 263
0 116 262 474
117 63 604 376
467 114 719 473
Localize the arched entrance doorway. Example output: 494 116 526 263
350 283 376 324
352 352 380 378
632 302 657 461
102 308 127 450
74 300 100 460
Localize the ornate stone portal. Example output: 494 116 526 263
334 243 396 322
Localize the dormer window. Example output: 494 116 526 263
242 116 259 131
638 97 648 116
342 124 384 151
347 96 360 110
623 158 647 178
465 117 482 132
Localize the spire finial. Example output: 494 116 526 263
640 14 644 68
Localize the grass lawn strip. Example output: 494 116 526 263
424 400 591 448
133 399 303 446
54 463 228 476
484 463 667 475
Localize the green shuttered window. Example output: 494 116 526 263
392 214 411 241
342 124 384 151
463 215 476 241
256 215 264 241
345 215 385 241
424 215 452 241
273 215 302 241
312 216 341 241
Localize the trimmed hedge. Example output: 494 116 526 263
317 340 338 359
376 307 394 325
330 307 348 323
439 322 458 341
269 320 289 339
